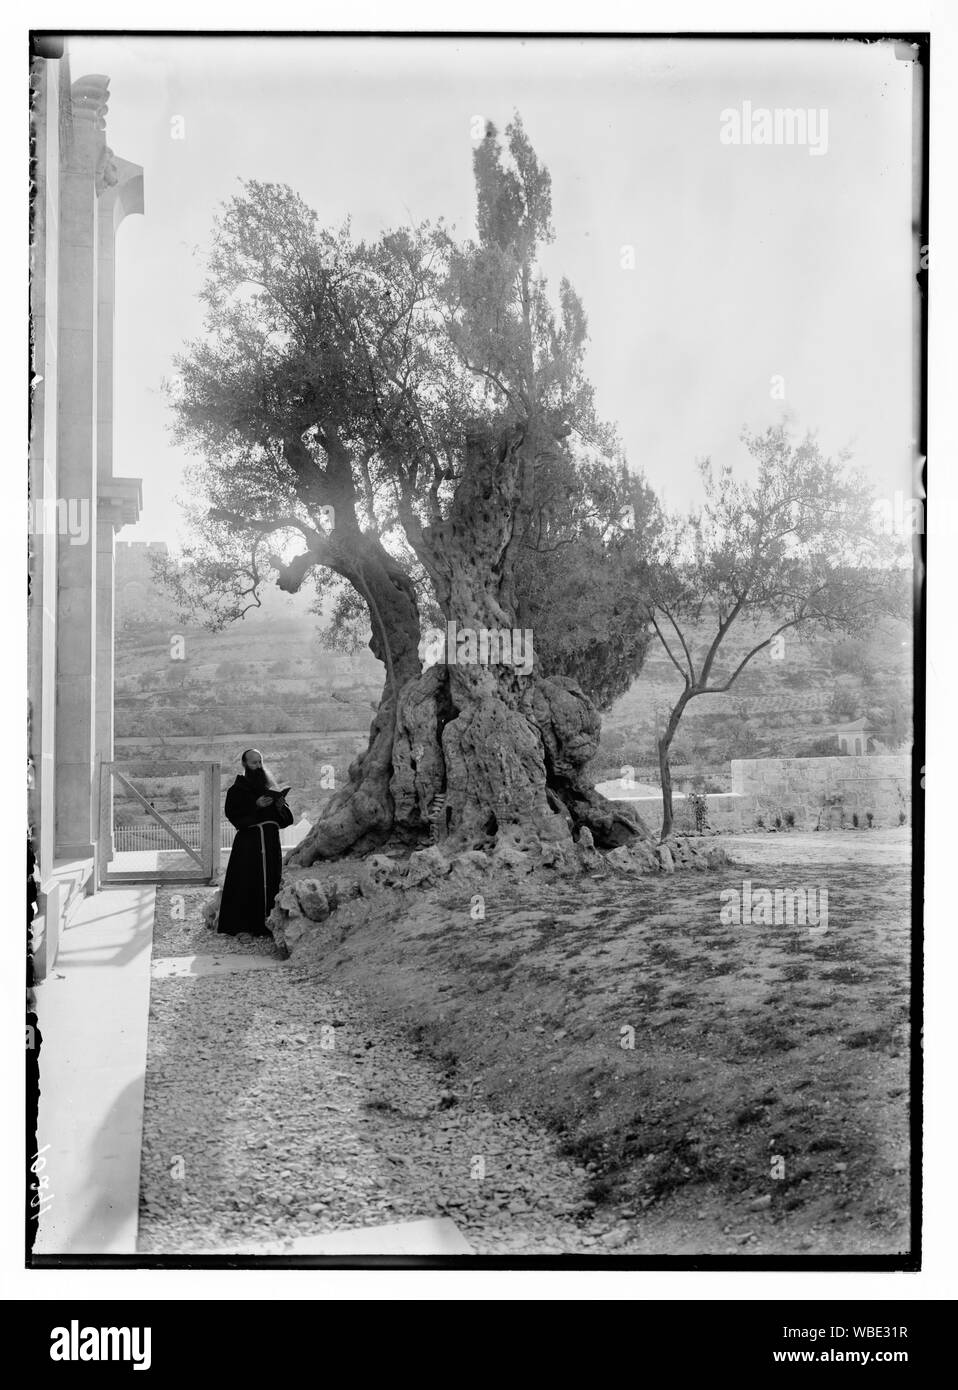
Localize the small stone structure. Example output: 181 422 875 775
830 717 878 756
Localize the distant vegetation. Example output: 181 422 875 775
115 547 382 822
116 544 912 818
593 612 912 789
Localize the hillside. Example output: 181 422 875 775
113 544 914 821
114 543 383 822
594 614 913 790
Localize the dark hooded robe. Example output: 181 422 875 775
217 772 294 937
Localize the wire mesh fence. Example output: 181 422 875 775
113 817 311 853
113 820 235 852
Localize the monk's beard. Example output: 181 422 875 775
244 766 273 792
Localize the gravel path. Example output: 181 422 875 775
716 828 911 869
138 887 602 1254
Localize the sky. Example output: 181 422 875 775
67 34 921 548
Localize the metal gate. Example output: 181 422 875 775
97 760 221 885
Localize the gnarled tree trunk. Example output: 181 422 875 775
290 426 652 867
288 531 422 863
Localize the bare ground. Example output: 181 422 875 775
139 829 912 1257
139 896 597 1254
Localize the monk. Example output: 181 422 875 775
216 749 294 937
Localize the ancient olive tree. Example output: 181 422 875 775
642 425 910 839
164 117 658 864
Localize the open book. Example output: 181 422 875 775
265 786 291 800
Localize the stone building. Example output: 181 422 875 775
831 716 878 756
28 41 144 978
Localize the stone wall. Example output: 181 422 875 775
730 755 911 830
595 781 751 833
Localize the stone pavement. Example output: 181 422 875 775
32 886 156 1255
31 886 480 1257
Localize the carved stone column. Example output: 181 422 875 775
54 74 143 862
54 74 107 860
95 159 144 864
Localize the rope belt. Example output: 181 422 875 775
254 819 281 919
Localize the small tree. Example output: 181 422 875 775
830 637 874 680
723 721 759 761
828 684 860 721
642 425 907 839
806 736 838 757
